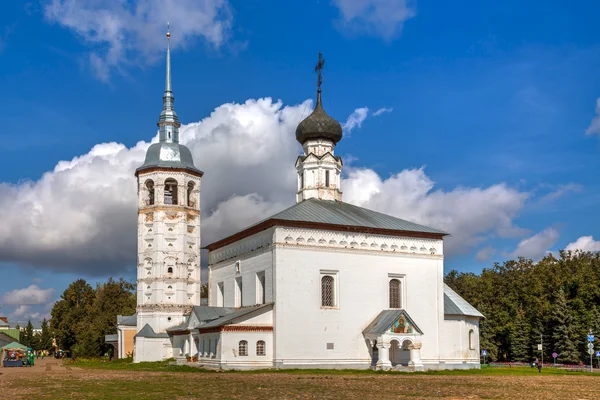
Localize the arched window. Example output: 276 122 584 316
256 340 266 356
239 340 248 356
469 329 475 350
168 267 173 275
187 182 195 207
321 275 334 307
325 170 330 187
164 178 178 205
145 180 155 205
167 285 173 290
389 279 401 309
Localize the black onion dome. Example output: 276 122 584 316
295 92 343 144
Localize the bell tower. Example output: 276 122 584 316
134 27 203 343
295 53 343 203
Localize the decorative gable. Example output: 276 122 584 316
388 314 416 334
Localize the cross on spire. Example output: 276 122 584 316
315 52 325 92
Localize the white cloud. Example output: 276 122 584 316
333 0 416 39
44 0 232 81
565 236 600 252
586 98 600 135
373 107 393 116
508 228 559 260
343 107 369 132
11 305 31 318
476 246 496 262
1 285 55 305
0 97 531 274
342 168 529 256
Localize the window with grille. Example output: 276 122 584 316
321 275 335 307
256 340 266 356
239 340 248 356
389 279 401 308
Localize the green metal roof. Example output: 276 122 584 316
199 304 272 329
444 284 485 318
363 309 423 335
264 199 446 234
135 324 169 339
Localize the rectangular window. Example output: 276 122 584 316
320 270 339 308
388 274 405 310
217 282 224 307
325 170 330 187
235 277 243 307
256 271 266 305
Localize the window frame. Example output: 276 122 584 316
256 340 266 356
387 274 406 310
320 270 339 309
239 340 248 356
388 278 402 309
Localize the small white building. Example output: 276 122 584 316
122 35 484 370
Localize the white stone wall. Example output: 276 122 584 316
209 229 275 308
133 337 171 363
272 227 445 368
439 316 480 368
135 169 202 362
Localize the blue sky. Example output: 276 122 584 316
1 0 600 324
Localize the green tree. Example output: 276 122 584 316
22 320 34 348
551 288 579 363
38 318 53 351
50 277 136 358
50 279 95 351
509 309 530 361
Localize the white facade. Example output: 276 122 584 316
205 225 482 370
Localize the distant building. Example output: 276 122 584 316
115 30 484 370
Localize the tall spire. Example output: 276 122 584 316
158 23 180 144
165 22 172 93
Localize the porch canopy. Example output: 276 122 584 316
363 310 424 370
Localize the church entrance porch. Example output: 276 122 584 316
363 309 425 371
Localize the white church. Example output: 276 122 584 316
112 31 484 371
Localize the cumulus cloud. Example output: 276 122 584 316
0 96 532 275
586 98 600 135
343 107 369 132
333 0 416 39
44 0 232 81
343 168 529 256
565 236 600 252
373 107 393 116
1 285 55 305
508 228 559 260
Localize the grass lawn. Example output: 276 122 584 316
3 358 600 399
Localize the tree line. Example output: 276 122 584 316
48 278 209 358
44 250 599 362
445 250 600 364
17 319 53 351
